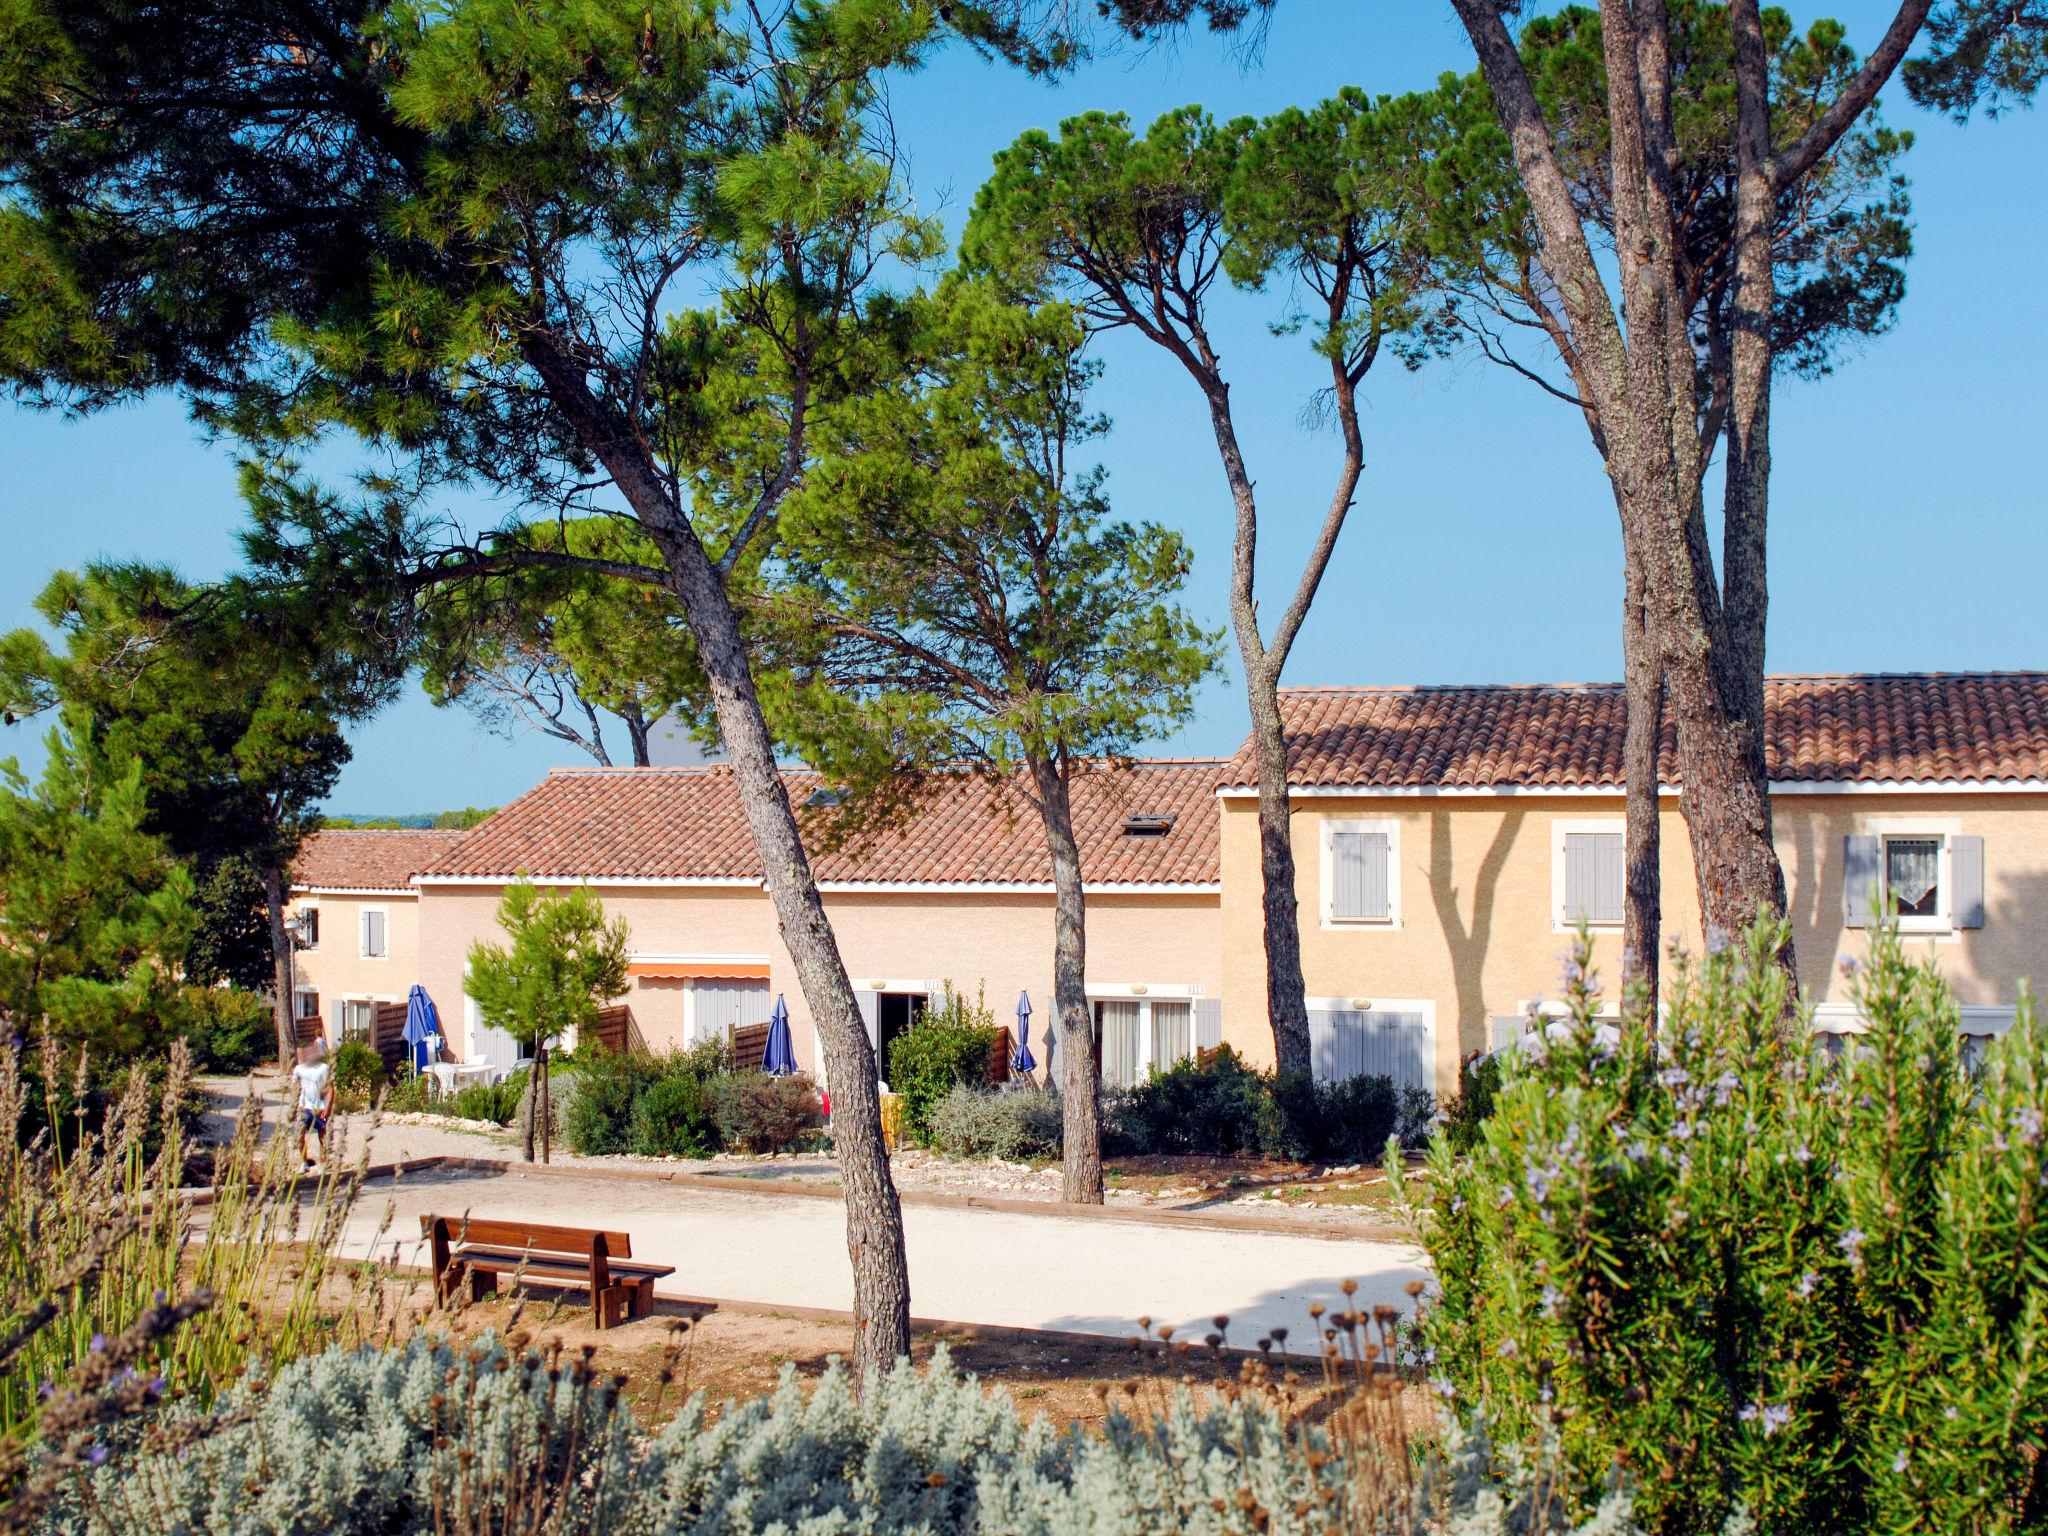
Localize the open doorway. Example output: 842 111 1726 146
875 991 927 1083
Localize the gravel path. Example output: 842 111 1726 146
341 1162 1429 1353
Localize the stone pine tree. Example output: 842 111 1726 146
766 282 1220 1204
0 731 197 1057
418 518 701 767
962 0 2040 1000
962 95 1423 1080
0 564 373 1063
0 0 935 1383
465 881 629 1165
1401 3 1912 1005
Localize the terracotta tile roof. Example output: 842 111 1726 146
1222 673 2048 791
419 761 1227 887
292 829 474 892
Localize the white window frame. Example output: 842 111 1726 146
339 996 377 1044
1319 817 1401 930
358 905 390 960
1864 816 1961 937
1085 984 1200 1082
1552 817 1627 932
294 901 320 951
291 987 318 1020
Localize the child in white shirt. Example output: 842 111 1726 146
290 1042 334 1173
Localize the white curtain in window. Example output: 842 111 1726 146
1887 838 1941 906
1099 1002 1142 1089
1151 1002 1192 1070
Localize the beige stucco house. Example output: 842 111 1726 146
292 672 2048 1099
1216 673 2048 1093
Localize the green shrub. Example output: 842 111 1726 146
329 1039 384 1109
175 986 270 1074
1403 918 2048 1535
886 986 1002 1146
1441 1051 1501 1154
378 1072 433 1115
561 1050 661 1155
629 1070 716 1158
1109 1045 1268 1155
442 1070 526 1126
704 1071 822 1153
928 1085 1063 1161
1262 1071 1434 1164
54 1333 1641 1536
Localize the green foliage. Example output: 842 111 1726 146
418 518 702 766
465 882 630 1057
442 1068 527 1126
0 564 371 994
1404 918 2048 1533
887 988 1003 1145
928 1085 1064 1161
703 1071 823 1154
1440 1051 1502 1155
0 732 195 1055
562 1050 663 1156
0 1040 368 1491
329 1040 385 1109
54 1331 1648 1536
1105 1047 1430 1162
170 987 270 1075
630 1071 717 1159
770 278 1218 833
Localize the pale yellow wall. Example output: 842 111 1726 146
412 883 1222 1077
287 892 422 1017
1219 789 2048 1093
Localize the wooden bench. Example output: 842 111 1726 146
420 1215 676 1329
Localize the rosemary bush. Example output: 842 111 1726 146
1404 918 2048 1535
928 1083 1064 1160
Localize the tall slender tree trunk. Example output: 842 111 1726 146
1243 663 1310 1076
538 1044 551 1164
524 335 911 1388
522 1047 538 1162
1028 758 1103 1204
1620 542 1663 1014
623 705 653 767
262 865 295 1067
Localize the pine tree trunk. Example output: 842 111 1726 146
538 1044 551 1164
523 333 912 1390
521 1048 537 1163
262 866 295 1067
624 706 653 768
1029 758 1102 1205
1620 548 1662 1014
1246 665 1310 1077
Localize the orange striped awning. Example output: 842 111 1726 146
628 960 771 981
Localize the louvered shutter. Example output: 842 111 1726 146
1331 832 1390 919
1951 835 1985 929
1193 997 1223 1051
1843 836 1881 927
329 1000 345 1040
1563 832 1624 924
853 990 879 1054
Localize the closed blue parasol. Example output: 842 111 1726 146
1011 990 1037 1078
402 985 441 1074
762 994 798 1076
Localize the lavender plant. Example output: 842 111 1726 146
1402 917 2048 1534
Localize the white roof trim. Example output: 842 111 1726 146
290 885 422 898
412 874 1219 896
1218 777 2048 800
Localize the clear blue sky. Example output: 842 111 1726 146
2 2 2042 815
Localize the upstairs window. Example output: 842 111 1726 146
1557 825 1625 927
1843 824 1985 933
1884 836 1942 920
360 908 388 959
1323 820 1398 926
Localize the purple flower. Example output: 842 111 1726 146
88 1333 106 1354
1838 956 1862 980
1839 1227 1867 1270
1891 1449 1908 1474
1431 1376 1455 1399
86 1444 108 1467
1795 1270 1820 1299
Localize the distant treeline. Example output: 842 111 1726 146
319 808 496 831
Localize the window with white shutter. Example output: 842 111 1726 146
1323 820 1399 926
1553 820 1626 930
360 907 388 958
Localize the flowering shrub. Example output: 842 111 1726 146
1403 918 2048 1534
53 1330 1649 1536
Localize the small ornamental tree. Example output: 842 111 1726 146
1402 918 2048 1534
464 881 629 1164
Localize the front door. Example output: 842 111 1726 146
875 992 927 1084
